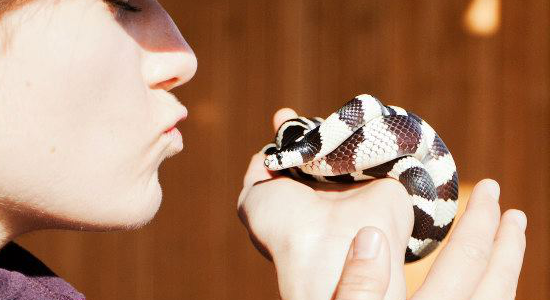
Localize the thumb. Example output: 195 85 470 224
273 107 298 132
333 227 390 300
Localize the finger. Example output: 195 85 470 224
273 107 298 132
333 227 390 300
412 179 502 300
240 108 299 204
238 153 272 215
242 152 273 188
243 108 298 188
471 209 527 300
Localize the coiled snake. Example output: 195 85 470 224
262 94 459 262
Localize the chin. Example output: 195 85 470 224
83 198 162 232
45 180 165 233
105 181 164 231
107 170 165 231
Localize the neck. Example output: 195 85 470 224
0 228 12 249
0 207 29 249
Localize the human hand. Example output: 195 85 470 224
238 108 414 300
332 179 527 300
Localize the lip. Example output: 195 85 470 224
163 114 186 134
161 93 188 134
163 127 184 158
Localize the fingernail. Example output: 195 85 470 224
511 210 527 232
482 179 500 200
353 227 382 260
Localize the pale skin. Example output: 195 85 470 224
0 1 526 299
0 0 197 239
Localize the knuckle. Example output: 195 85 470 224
237 205 250 228
470 196 501 221
338 269 386 295
457 236 491 264
499 266 520 289
480 201 501 223
495 271 520 299
498 221 527 254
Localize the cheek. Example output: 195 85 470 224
0 2 162 227
12 37 148 178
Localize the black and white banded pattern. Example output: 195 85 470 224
263 94 459 262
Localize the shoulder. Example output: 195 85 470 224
0 242 85 300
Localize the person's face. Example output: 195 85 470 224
0 0 197 231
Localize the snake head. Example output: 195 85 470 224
264 151 305 171
264 154 283 171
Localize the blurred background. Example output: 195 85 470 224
17 0 549 299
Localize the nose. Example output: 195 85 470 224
142 8 198 91
144 48 197 91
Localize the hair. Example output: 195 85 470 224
0 0 34 55
0 0 32 18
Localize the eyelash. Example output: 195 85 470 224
105 0 142 13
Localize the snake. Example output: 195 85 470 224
262 94 459 262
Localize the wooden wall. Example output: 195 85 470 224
16 0 549 299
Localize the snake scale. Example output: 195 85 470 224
262 94 459 262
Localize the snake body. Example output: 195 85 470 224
262 94 459 262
